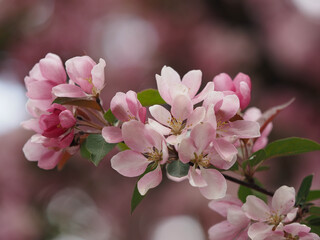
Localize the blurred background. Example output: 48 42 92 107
0 0 319 239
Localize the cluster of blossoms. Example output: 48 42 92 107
22 54 319 239
209 186 319 240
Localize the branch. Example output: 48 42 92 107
222 173 274 197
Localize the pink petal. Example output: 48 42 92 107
144 124 166 151
126 90 140 117
21 119 42 133
216 94 239 122
209 150 237 170
220 120 260 138
213 73 235 91
149 105 171 127
237 81 251 110
185 107 206 130
199 168 227 199
242 195 270 221
23 136 48 162
248 222 273 240
110 150 149 177
138 107 146 123
161 66 181 84
188 167 207 187
213 139 238 162
137 165 162 195
39 53 66 84
271 185 295 215
233 72 251 89
156 74 171 104
38 149 62 170
26 81 55 99
171 94 193 120
178 138 197 163
52 84 87 98
190 123 215 153
91 58 106 92
110 92 130 122
148 118 171 135
181 70 202 99
102 126 123 143
59 110 76 128
66 56 95 93
122 121 153 152
208 221 241 240
243 107 262 121
208 195 243 217
283 223 311 237
203 91 224 109
192 81 215 105
227 206 250 226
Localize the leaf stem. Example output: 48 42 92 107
222 173 274 197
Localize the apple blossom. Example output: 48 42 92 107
243 186 298 240
52 56 106 98
208 195 250 240
110 121 168 195
156 66 214 106
178 123 228 199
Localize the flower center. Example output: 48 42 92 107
143 147 163 163
191 152 210 168
169 117 186 135
268 212 284 229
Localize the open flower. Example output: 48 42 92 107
110 121 168 195
178 123 228 199
242 186 298 240
52 56 106 98
156 66 214 106
208 195 250 240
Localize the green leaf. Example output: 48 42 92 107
80 139 91 159
309 207 320 217
131 165 154 214
104 109 117 124
167 160 189 178
307 190 320 202
53 97 101 111
117 142 130 151
137 89 166 107
85 134 116 166
238 178 267 203
248 137 320 167
308 217 320 226
296 175 313 207
229 162 239 171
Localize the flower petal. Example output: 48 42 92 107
148 118 171 135
188 167 207 187
102 126 123 143
242 195 270 221
192 81 215 105
213 73 235 91
110 150 149 177
220 120 260 138
138 165 162 195
171 94 193 121
208 195 243 217
91 58 106 92
208 221 241 240
52 84 87 98
185 106 206 130
212 139 238 162
199 168 227 199
181 70 202 99
190 123 215 153
149 105 171 127
178 138 197 163
271 185 295 215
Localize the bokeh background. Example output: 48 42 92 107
0 0 319 239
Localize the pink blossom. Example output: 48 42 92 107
156 66 214 106
243 107 273 152
203 91 261 140
148 96 205 145
281 223 320 240
39 103 76 138
208 195 250 240
102 90 146 143
242 185 298 240
110 121 168 195
24 53 66 116
213 72 251 110
52 56 106 98
178 123 228 199
22 132 75 170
